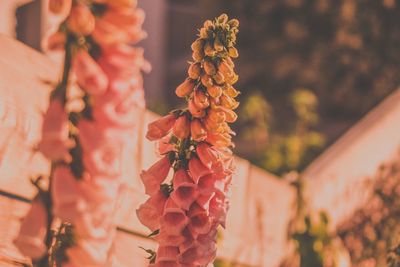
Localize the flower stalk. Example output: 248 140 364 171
14 0 148 266
137 14 240 266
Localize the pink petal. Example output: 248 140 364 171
196 192 215 211
155 230 186 246
146 114 177 141
171 170 198 210
188 157 212 183
157 246 179 262
52 166 86 221
196 142 220 169
13 196 47 260
161 199 189 235
197 174 225 196
188 214 211 237
157 135 175 155
73 50 108 95
38 99 70 161
92 87 144 129
209 191 229 228
78 120 125 177
140 156 171 195
136 191 167 231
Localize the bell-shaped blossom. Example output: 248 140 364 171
209 191 229 228
196 142 221 169
172 115 191 140
157 135 175 155
188 157 212 184
155 230 186 247
92 7 146 46
98 45 151 82
146 114 177 141
140 156 171 195
52 166 86 222
190 119 207 142
136 191 168 231
161 198 189 235
78 120 124 178
170 169 198 210
187 203 211 237
156 246 179 262
92 86 144 129
73 50 108 96
38 99 70 161
197 174 225 196
14 196 48 260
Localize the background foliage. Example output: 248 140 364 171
193 0 400 175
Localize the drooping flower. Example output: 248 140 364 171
140 156 171 195
170 169 198 210
73 50 108 96
188 156 212 184
190 119 207 142
137 191 168 231
37 99 71 161
14 196 48 260
172 115 191 140
146 114 177 141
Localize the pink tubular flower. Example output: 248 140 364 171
161 198 189 236
156 246 179 262
38 99 70 161
73 50 108 96
196 142 221 169
170 169 198 211
172 115 191 140
92 85 144 129
92 7 146 46
78 120 124 178
154 231 186 247
140 156 171 195
136 191 168 232
146 114 177 141
187 203 211 237
52 166 86 222
14 196 48 260
98 45 151 81
157 135 176 155
191 119 207 142
188 157 212 184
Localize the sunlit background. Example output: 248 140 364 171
1 0 400 266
